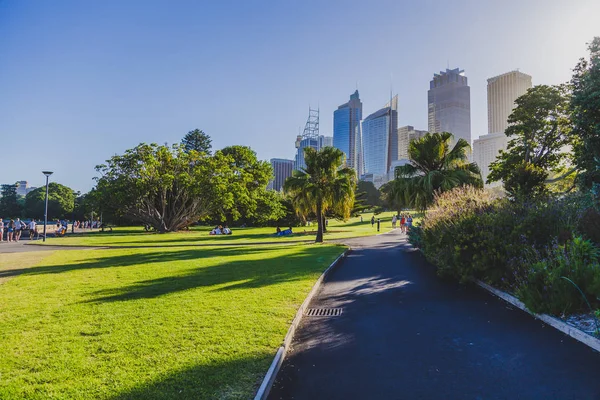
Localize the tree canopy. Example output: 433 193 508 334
95 143 232 232
284 146 356 242
390 132 482 211
181 129 212 154
0 184 21 218
25 182 76 220
571 37 600 191
488 84 573 199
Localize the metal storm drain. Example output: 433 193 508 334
305 308 343 317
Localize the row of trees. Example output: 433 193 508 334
0 182 93 220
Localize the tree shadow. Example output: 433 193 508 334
85 245 343 303
109 352 272 400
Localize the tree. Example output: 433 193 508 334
94 143 232 232
0 184 22 217
488 84 573 199
25 183 76 220
211 145 280 225
571 37 600 191
182 129 212 154
356 181 381 208
391 132 482 211
284 147 356 243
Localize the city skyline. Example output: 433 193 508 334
1 1 598 192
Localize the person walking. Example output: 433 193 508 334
14 218 24 242
371 216 375 227
407 214 413 232
392 214 397 229
29 219 37 240
7 219 15 242
0 218 4 242
400 214 406 234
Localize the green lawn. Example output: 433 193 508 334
35 212 416 248
0 244 345 399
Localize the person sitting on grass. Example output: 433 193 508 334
222 225 232 235
209 225 223 235
55 223 65 237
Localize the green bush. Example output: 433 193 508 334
515 237 600 315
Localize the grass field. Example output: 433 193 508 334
0 243 345 399
35 212 417 248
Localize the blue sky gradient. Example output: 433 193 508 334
1 0 598 192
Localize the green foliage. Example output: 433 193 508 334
24 182 76 220
412 186 586 285
0 184 21 218
392 132 482 211
488 84 573 198
284 146 356 242
181 129 212 154
571 37 600 190
515 237 600 315
578 207 600 244
356 181 381 208
95 143 232 232
211 145 283 225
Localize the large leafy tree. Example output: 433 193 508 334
284 146 356 243
391 132 482 211
571 37 600 191
182 129 212 154
488 84 573 199
0 184 22 217
95 143 232 232
25 183 76 220
211 145 282 225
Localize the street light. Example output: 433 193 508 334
42 171 53 242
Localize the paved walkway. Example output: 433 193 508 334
269 230 600 400
0 241 94 253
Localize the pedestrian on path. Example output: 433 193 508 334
371 216 375 227
392 215 397 229
0 218 4 242
29 219 37 240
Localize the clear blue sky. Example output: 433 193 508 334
1 0 598 192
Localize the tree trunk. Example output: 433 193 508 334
315 202 324 243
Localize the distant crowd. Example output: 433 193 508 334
0 218 103 242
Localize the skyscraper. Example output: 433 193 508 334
428 68 471 144
333 90 362 172
398 125 428 160
268 158 294 192
473 132 508 186
487 70 532 135
361 96 398 179
294 108 320 171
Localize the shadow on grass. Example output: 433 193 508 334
84 245 342 303
110 352 272 400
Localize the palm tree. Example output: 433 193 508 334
392 132 482 211
284 147 356 243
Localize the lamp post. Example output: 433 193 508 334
42 171 53 242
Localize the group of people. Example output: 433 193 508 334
209 225 232 235
0 218 37 242
391 214 413 233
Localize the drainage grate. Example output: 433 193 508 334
305 308 343 317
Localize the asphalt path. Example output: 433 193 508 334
0 241 95 253
269 230 600 400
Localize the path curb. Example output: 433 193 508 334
254 248 350 400
476 280 600 353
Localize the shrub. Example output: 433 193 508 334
515 237 600 315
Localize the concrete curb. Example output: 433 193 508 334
254 248 350 400
476 280 600 353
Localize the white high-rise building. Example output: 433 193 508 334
487 70 532 135
473 133 508 186
398 125 428 160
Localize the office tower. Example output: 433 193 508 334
428 68 471 145
16 181 28 197
294 108 320 171
319 135 333 148
473 132 508 186
487 70 532 135
268 158 294 192
398 125 428 160
333 90 363 172
361 95 398 180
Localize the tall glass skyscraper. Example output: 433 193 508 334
361 96 398 178
428 68 471 145
333 90 362 174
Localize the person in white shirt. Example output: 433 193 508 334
29 219 37 240
0 218 4 242
14 218 24 242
